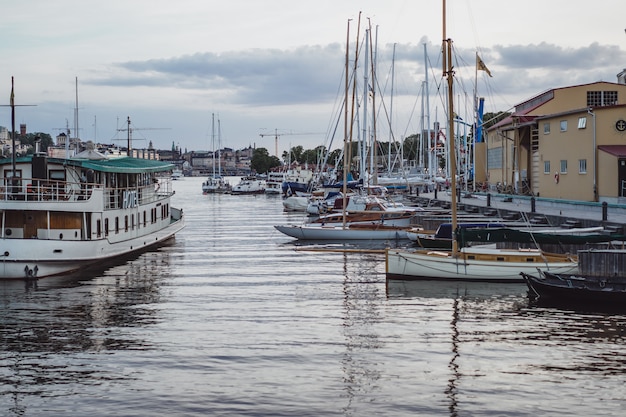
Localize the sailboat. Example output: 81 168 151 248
202 114 231 194
275 19 414 241
385 3 578 282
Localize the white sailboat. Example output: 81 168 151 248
385 3 578 282
275 19 413 241
202 114 231 194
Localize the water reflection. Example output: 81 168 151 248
340 251 385 415
0 245 173 416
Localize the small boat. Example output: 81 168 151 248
407 222 507 249
202 175 231 194
231 176 266 194
171 168 184 180
202 115 230 193
521 270 626 306
386 247 578 283
274 223 410 240
282 165 314 196
521 249 626 308
265 171 285 195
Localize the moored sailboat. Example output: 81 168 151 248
385 4 578 282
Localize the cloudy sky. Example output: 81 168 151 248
2 0 625 156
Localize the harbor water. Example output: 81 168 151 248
1 177 625 416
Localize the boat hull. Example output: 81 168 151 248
522 271 626 305
386 248 578 282
275 224 409 240
0 215 184 279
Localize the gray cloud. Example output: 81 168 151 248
86 41 626 115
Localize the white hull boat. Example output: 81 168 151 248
202 175 230 194
0 152 185 279
275 224 410 240
385 247 578 283
231 177 266 194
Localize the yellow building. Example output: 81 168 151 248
480 76 626 203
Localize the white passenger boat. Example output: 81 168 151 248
0 150 185 279
231 176 266 194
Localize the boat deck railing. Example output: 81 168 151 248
0 177 174 208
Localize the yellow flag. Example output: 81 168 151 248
476 54 492 77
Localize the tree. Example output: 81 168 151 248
21 132 54 154
251 147 281 174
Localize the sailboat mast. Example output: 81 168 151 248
211 113 216 176
370 25 378 185
443 0 458 255
361 28 369 182
217 117 222 177
10 77 16 179
424 43 432 176
342 19 350 229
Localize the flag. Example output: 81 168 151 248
476 54 492 77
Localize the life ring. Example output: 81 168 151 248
554 172 560 184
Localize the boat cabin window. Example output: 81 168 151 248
49 170 66 181
3 169 22 187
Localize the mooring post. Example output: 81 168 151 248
530 197 536 213
602 201 608 221
486 193 491 207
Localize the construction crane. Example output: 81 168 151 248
259 129 324 158
116 116 171 152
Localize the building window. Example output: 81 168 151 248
560 120 567 132
543 122 550 134
578 117 587 129
560 160 567 174
544 161 550 174
579 159 587 174
587 90 618 107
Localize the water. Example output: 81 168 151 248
1 177 625 416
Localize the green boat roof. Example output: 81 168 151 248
0 155 174 174
65 156 175 173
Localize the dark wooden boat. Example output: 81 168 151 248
521 269 626 305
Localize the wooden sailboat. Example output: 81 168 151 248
385 2 578 282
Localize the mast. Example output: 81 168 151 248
74 76 79 146
217 117 222 177
10 77 16 180
424 43 432 177
211 113 216 177
342 19 350 229
360 28 369 182
443 0 458 256
370 24 378 185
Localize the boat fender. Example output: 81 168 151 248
554 172 559 184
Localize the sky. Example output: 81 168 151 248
2 0 625 157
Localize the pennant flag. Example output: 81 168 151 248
476 54 492 77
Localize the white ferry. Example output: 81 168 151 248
0 150 184 279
